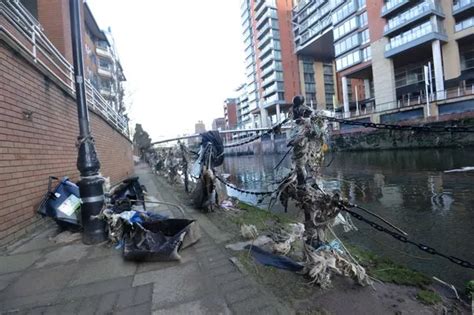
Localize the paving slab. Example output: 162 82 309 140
68 254 137 286
0 289 60 312
136 249 196 274
33 242 89 268
58 276 134 301
0 251 42 274
0 263 79 299
0 272 20 291
8 227 58 255
153 296 231 315
133 263 211 309
86 242 122 260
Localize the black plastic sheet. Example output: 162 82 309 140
122 218 201 262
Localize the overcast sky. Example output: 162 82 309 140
87 0 246 141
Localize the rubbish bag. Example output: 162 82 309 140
245 245 304 272
122 218 201 262
109 176 146 212
37 176 81 228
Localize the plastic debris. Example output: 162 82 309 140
225 235 273 251
272 223 305 255
220 199 234 210
245 245 304 272
37 177 81 228
241 224 258 240
123 219 201 262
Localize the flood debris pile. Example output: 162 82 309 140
189 131 224 212
268 96 370 288
38 176 200 262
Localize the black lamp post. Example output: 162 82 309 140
69 0 106 244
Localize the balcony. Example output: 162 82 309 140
255 1 269 20
261 62 277 77
298 15 332 47
95 46 113 59
257 22 271 40
298 2 331 34
258 30 279 50
385 21 447 58
256 9 278 29
98 67 113 78
384 1 444 37
454 16 474 40
262 82 283 98
100 88 115 98
453 0 474 16
260 51 280 68
261 71 282 88
381 0 412 18
259 40 279 59
293 0 312 14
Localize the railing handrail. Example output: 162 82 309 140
337 84 474 119
2 0 129 137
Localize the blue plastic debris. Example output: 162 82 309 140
244 245 304 272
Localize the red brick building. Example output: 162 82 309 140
0 0 133 245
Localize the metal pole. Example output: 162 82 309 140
424 65 431 117
69 0 106 244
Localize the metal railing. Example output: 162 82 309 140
336 84 474 119
1 0 129 137
453 0 474 12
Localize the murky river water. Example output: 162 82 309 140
220 148 474 289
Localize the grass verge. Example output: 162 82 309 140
345 244 432 288
416 290 442 305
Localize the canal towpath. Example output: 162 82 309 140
0 163 470 314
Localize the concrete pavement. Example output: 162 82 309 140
0 163 289 314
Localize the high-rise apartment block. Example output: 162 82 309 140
238 0 474 127
241 0 301 127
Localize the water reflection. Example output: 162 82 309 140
221 148 474 288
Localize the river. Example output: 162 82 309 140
220 148 474 289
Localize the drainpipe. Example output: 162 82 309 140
69 0 106 244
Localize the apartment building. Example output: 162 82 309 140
212 118 226 131
236 84 254 130
291 0 474 121
241 0 301 127
18 0 126 112
224 98 239 130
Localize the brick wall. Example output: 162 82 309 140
0 41 134 246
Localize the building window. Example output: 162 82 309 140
333 15 358 40
455 17 474 32
99 57 112 70
460 42 474 71
323 63 334 109
335 31 361 56
362 46 371 62
394 60 433 88
20 0 38 19
359 11 368 27
336 50 361 71
333 1 356 25
361 29 370 44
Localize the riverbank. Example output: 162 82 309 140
222 149 474 290
154 168 471 314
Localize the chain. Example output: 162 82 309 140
223 118 290 149
323 116 474 133
341 204 474 269
215 174 276 196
